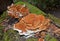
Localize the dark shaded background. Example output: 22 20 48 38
0 0 13 15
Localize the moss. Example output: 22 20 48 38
15 1 46 15
49 38 58 41
48 14 60 27
45 34 58 41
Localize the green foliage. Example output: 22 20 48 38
0 25 21 41
45 34 58 41
0 11 8 23
26 38 38 41
49 38 58 41
0 26 4 41
3 29 20 41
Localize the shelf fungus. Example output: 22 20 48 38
7 4 29 18
6 4 60 40
13 14 51 38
